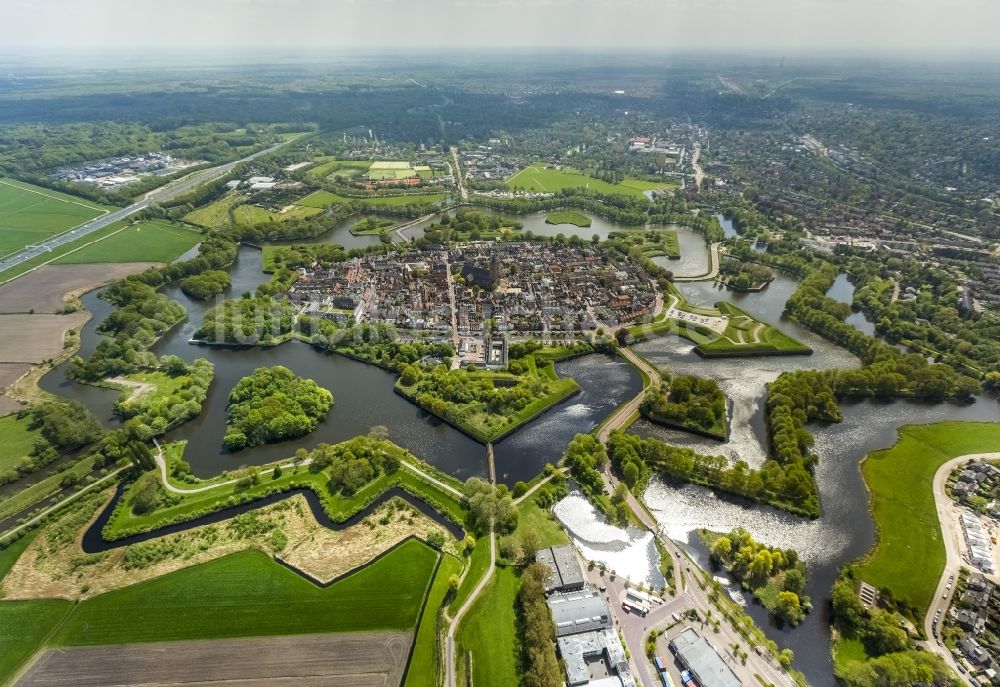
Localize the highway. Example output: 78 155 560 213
0 136 300 276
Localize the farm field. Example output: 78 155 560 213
505 163 675 199
53 220 201 264
17 632 413 687
454 566 520 687
52 539 438 646
856 422 1000 616
0 179 108 258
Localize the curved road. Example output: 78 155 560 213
673 241 721 282
0 136 302 277
922 452 1000 682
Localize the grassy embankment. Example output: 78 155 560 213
395 347 583 444
454 566 520 687
183 193 247 228
505 163 676 199
629 285 810 357
102 442 466 541
0 178 108 257
0 454 107 524
608 229 681 259
405 552 464 687
545 211 592 227
53 220 202 264
351 217 396 235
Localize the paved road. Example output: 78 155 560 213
446 527 495 687
450 147 468 201
920 452 1000 683
591 345 796 687
0 136 300 276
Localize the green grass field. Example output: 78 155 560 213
0 178 108 257
53 220 201 264
297 190 447 209
545 211 592 227
306 158 372 181
505 163 675 199
513 499 568 548
0 414 40 475
856 422 1000 615
455 566 519 687
183 194 247 228
405 553 463 687
53 539 437 646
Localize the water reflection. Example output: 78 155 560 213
554 492 665 590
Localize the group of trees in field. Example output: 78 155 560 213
113 358 214 439
641 373 727 437
223 366 333 451
831 570 956 686
463 477 518 535
517 562 564 687
308 437 401 495
708 527 809 626
180 270 231 300
265 244 348 272
194 293 296 345
0 400 104 487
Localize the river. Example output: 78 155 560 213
631 268 1000 686
33 207 1000 685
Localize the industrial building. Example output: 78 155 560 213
537 544 586 594
546 587 636 687
669 628 742 687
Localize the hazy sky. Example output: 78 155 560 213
6 0 1000 56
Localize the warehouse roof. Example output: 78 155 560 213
669 628 742 687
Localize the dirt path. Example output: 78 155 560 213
445 527 495 687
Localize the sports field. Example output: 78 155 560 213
0 179 108 257
306 158 372 181
505 163 676 199
54 220 202 264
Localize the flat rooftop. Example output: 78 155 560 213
536 544 585 592
670 628 742 687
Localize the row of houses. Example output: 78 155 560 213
962 511 995 574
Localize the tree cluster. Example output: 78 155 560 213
180 270 231 300
308 438 401 495
641 374 727 437
223 366 333 451
194 294 296 345
463 477 518 535
517 562 564 687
